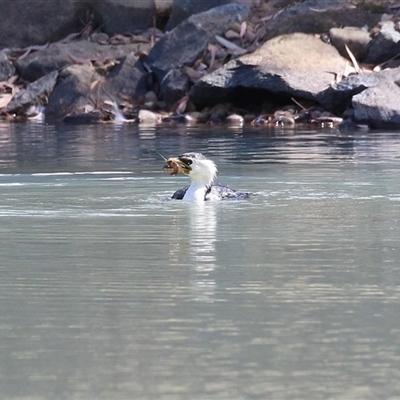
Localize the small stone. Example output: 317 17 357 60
143 91 158 109
272 110 296 125
210 103 232 119
145 91 158 103
225 29 240 40
184 111 202 124
91 32 109 44
138 109 161 124
226 113 244 125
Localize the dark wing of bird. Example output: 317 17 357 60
171 186 189 199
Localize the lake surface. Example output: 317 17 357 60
1 121 400 399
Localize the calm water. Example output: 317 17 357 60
1 122 400 399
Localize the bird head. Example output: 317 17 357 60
163 152 217 185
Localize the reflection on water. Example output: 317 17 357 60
166 202 218 303
189 203 217 302
1 122 400 399
2 121 400 173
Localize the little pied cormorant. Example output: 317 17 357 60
163 152 250 201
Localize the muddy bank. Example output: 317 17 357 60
1 0 400 129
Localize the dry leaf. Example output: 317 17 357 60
345 44 361 74
67 52 91 65
173 95 189 114
240 21 247 39
182 66 204 83
90 79 101 90
0 93 13 109
214 35 247 55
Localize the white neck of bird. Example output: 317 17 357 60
182 159 217 201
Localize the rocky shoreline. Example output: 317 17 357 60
1 0 400 130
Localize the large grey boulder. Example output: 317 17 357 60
329 27 371 61
45 51 148 120
100 52 148 103
0 0 82 49
45 64 101 120
352 81 400 128
0 0 158 50
364 21 400 65
190 33 348 108
263 0 381 42
15 41 147 82
160 69 191 109
95 0 155 37
7 71 58 113
165 0 230 30
146 3 250 83
317 67 400 112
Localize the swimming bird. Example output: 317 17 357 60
163 152 250 201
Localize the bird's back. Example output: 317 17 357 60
172 184 250 201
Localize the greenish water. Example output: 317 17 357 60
1 122 400 399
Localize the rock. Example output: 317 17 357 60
91 32 110 45
138 109 162 123
45 64 101 120
338 119 368 132
184 111 205 124
226 113 244 125
364 21 400 65
165 0 230 30
145 91 158 102
155 0 173 18
244 113 256 123
263 0 381 42
0 0 84 49
99 52 148 104
7 70 58 114
0 0 159 50
15 41 147 82
63 111 103 124
225 29 240 40
314 115 343 125
160 69 190 109
95 0 155 37
272 110 296 126
187 110 211 123
0 0 392 123
18 49 148 120
146 3 250 82
317 67 400 112
190 33 348 109
352 80 400 127
328 27 371 61
211 103 231 119
0 52 15 81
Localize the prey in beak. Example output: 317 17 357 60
162 157 192 176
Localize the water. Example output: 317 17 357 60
1 122 400 399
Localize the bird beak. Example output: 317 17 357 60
163 157 192 176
